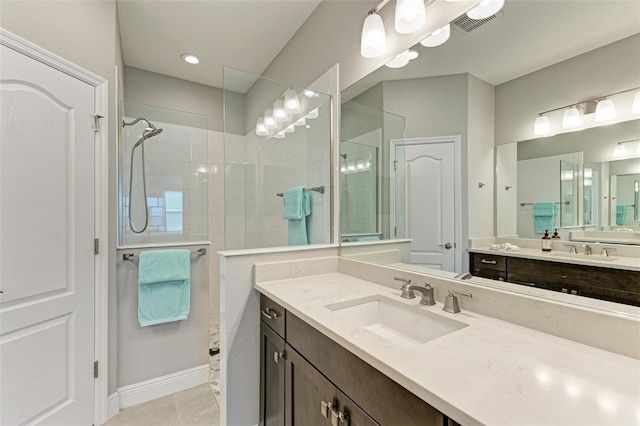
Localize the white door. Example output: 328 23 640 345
0 44 96 424
393 140 456 271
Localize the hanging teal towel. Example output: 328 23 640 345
533 201 556 234
356 236 380 242
616 205 627 225
282 186 311 245
138 249 191 327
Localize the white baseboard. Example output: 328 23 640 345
106 364 209 419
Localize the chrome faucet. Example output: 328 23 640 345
600 246 616 257
582 244 592 255
443 290 472 314
400 282 436 305
564 244 577 254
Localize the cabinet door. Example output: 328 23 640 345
261 322 286 426
285 343 335 426
337 390 379 426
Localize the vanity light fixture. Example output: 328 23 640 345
273 99 288 122
284 125 295 133
306 108 319 119
562 106 581 129
395 0 426 34
385 49 419 68
180 53 200 65
294 117 306 126
255 117 269 136
420 24 451 47
594 98 616 122
263 108 277 129
533 115 551 136
284 89 301 114
467 0 505 20
273 131 286 139
632 91 640 114
612 139 639 158
361 11 387 58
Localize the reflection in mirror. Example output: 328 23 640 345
560 160 579 228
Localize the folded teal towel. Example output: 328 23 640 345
533 201 555 234
138 249 191 327
616 205 627 225
357 236 380 242
282 186 311 245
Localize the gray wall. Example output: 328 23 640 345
124 66 224 131
495 34 640 145
0 0 122 394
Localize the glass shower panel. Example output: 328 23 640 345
223 68 332 249
119 101 208 246
340 101 405 241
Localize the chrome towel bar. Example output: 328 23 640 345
276 186 325 197
122 248 207 261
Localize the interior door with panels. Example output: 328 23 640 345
0 44 96 425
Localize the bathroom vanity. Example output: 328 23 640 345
254 267 639 426
469 247 640 306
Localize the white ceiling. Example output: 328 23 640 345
117 0 322 89
116 0 640 94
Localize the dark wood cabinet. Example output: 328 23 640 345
469 252 640 306
259 294 450 426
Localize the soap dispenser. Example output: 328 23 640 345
552 229 561 240
541 230 552 252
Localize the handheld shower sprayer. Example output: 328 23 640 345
122 117 164 233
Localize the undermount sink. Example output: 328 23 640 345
324 295 468 349
550 253 618 262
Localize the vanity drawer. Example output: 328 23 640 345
471 253 506 271
506 272 568 293
260 294 286 338
472 268 506 281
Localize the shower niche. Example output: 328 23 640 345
119 101 208 246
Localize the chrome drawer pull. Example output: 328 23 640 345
261 308 278 320
481 259 497 265
273 351 284 364
321 401 334 418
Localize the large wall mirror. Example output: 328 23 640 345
338 1 640 309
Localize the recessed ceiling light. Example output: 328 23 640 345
181 53 200 65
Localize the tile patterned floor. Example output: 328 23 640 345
104 384 219 426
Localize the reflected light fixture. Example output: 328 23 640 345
533 115 551 136
304 89 318 98
613 142 627 158
255 117 268 136
562 106 581 129
632 91 640 114
420 24 451 47
395 0 426 34
273 131 286 139
361 12 387 58
263 108 277 129
467 0 505 20
273 99 288 122
595 98 616 122
306 108 319 119
180 53 200 64
285 125 295 133
294 117 306 127
385 49 418 68
284 89 301 114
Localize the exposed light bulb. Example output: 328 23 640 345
361 13 387 58
533 115 550 136
595 99 616 122
632 91 640 114
562 107 581 129
284 89 301 114
420 24 451 47
613 143 626 157
273 99 288 122
395 0 426 34
255 117 268 136
306 108 319 119
467 0 505 20
264 108 277 129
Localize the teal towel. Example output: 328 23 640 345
616 205 627 225
357 236 380 242
533 201 555 234
282 186 311 245
138 249 191 327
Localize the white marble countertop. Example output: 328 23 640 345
255 273 640 426
469 246 640 271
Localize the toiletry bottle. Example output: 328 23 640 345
541 230 552 252
552 229 561 240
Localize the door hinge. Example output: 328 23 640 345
93 114 104 133
94 238 99 255
393 160 398 171
94 361 99 378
